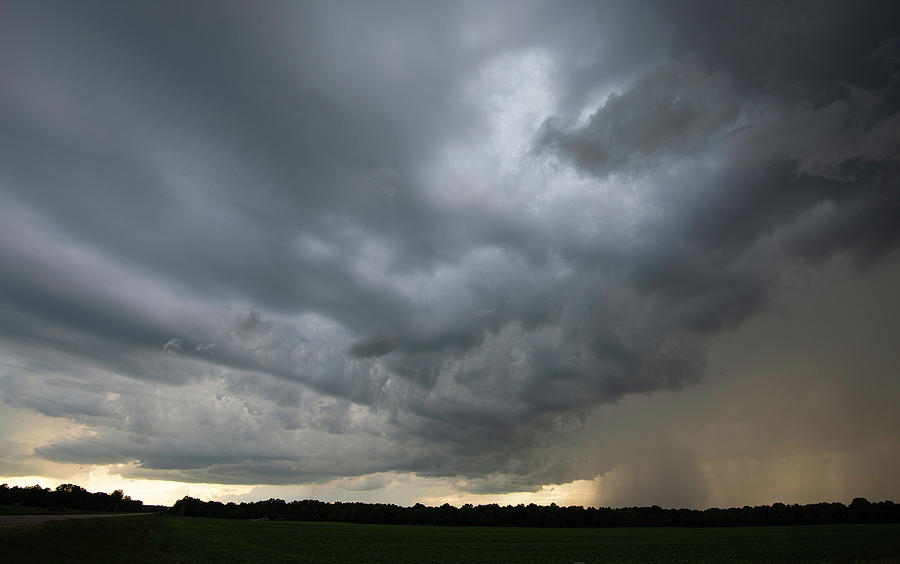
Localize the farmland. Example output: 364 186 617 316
2 514 898 563
0 504 109 515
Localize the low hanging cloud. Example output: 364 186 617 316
1 0 899 494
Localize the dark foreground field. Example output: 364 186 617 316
2 514 898 563
0 504 113 515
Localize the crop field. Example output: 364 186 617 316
2 514 898 563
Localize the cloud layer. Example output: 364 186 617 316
2 0 899 498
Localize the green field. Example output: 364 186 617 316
2 515 898 563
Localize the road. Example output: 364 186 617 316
0 513 152 527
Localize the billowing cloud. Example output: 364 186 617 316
1 0 899 503
537 58 740 177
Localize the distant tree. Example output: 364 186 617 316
112 489 124 515
0 483 147 513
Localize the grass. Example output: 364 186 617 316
1 515 898 563
0 504 111 515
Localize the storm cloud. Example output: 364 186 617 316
1 0 899 501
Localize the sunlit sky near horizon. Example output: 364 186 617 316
2 0 899 508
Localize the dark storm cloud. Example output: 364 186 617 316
537 58 739 177
654 0 900 101
1 0 899 488
348 335 397 359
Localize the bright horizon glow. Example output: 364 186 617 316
0 471 596 508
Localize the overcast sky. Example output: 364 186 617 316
2 0 899 507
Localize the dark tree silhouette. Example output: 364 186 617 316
168 494 899 528
0 483 150 513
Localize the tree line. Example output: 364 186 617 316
171 496 900 527
6 481 896 527
0 483 151 513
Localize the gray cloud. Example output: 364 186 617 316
348 335 397 359
1 0 899 497
537 58 740 177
